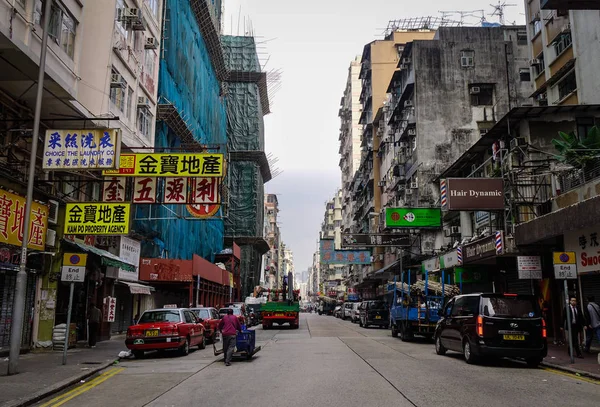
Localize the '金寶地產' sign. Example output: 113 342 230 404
103 153 224 177
42 129 121 170
385 208 441 228
441 178 504 211
0 189 48 250
64 203 131 235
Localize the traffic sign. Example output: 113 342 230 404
63 253 87 267
553 251 576 265
553 251 577 279
61 266 85 282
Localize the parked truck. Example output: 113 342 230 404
389 270 460 342
261 288 300 329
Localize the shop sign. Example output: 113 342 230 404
118 237 141 281
462 231 503 263
104 296 116 322
319 239 371 265
103 153 224 177
517 256 542 279
565 226 600 274
421 257 440 273
42 129 120 170
64 203 131 235
102 177 126 202
189 177 220 204
440 250 459 269
455 267 487 283
132 177 157 203
441 178 504 211
341 233 410 248
385 208 441 228
139 258 193 282
0 189 48 250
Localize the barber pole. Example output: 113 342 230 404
457 246 463 265
440 179 447 209
495 231 503 254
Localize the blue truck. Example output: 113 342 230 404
389 270 460 342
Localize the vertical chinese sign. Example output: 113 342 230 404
0 189 48 250
42 129 121 170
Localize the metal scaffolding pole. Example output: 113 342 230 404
7 0 53 375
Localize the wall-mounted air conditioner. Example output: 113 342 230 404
47 200 59 225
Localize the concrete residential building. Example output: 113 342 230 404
264 194 281 289
527 0 600 106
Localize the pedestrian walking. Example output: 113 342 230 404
88 303 102 348
562 297 584 358
218 308 242 366
584 295 600 353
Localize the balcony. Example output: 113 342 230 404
541 0 600 10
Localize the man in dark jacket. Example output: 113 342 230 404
218 308 242 366
563 297 584 358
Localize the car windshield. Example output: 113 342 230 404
219 308 241 316
138 310 181 323
370 301 386 310
481 296 539 318
193 309 210 319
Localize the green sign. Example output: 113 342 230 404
385 208 442 228
455 268 488 283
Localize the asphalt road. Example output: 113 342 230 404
35 313 599 407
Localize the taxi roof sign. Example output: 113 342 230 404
163 304 178 308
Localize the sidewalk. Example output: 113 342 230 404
542 341 600 380
0 336 127 407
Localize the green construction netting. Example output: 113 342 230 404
225 82 264 151
222 35 261 72
224 161 264 238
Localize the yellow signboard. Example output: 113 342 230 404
102 153 224 177
64 203 131 235
0 189 48 250
553 251 576 265
229 273 234 287
63 253 88 267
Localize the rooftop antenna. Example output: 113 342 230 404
490 1 517 25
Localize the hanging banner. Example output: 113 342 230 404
0 189 48 250
42 129 121 170
319 239 371 265
102 177 126 202
64 203 131 235
189 177 221 204
385 208 441 228
104 297 117 322
163 177 188 204
103 153 224 177
132 177 157 203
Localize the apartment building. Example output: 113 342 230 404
527 0 600 106
263 194 280 289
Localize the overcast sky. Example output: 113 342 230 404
222 0 526 273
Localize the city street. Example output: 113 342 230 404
34 313 598 407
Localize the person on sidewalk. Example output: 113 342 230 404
88 303 102 348
562 297 584 358
584 296 600 353
218 308 242 366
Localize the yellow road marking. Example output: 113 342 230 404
40 367 124 407
542 367 600 385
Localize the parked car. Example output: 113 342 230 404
434 293 547 366
225 302 246 314
219 307 246 326
333 305 342 318
351 302 361 323
190 307 220 343
340 302 353 320
125 308 206 358
359 300 389 328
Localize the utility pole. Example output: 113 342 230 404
8 0 53 375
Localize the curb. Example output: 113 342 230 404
1 359 118 407
541 361 600 381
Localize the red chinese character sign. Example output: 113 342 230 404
186 204 220 219
102 177 126 202
163 177 187 204
0 189 48 250
189 177 220 204
104 296 116 322
132 177 157 203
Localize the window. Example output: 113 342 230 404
126 87 134 120
137 106 153 138
517 31 528 45
532 20 542 37
519 68 531 82
460 50 474 68
557 70 577 100
146 0 160 18
115 0 129 42
184 311 195 323
34 1 77 59
576 118 595 140
470 84 494 106
554 33 572 56
481 296 539 318
451 296 479 317
109 69 126 112
139 310 181 323
144 49 156 77
533 54 545 77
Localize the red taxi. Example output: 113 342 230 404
125 308 206 358
190 307 220 343
219 307 246 326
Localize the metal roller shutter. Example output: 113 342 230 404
0 270 36 348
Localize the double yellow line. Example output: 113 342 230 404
40 367 124 407
542 367 600 385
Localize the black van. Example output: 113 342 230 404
359 300 389 328
434 293 547 366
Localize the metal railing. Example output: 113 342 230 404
557 160 600 195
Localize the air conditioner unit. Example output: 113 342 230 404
47 199 59 225
529 58 541 66
116 8 128 21
138 96 150 107
407 128 416 136
470 86 481 94
399 141 408 148
404 100 413 107
125 7 142 19
510 137 526 150
405 188 413 195
145 37 159 49
450 226 461 235
444 227 452 237
532 11 540 22
110 73 125 88
410 181 418 189
46 229 57 247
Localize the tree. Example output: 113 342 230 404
552 126 600 170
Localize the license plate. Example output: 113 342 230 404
133 339 144 345
145 329 159 337
503 334 525 341
375 316 381 319
275 313 284 316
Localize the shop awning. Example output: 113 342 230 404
63 240 136 272
119 281 153 295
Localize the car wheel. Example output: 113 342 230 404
180 337 190 356
435 335 447 355
199 335 206 350
526 358 542 368
463 339 478 364
262 324 268 330
132 350 144 359
391 324 398 338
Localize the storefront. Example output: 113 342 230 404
140 258 194 308
565 225 600 308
